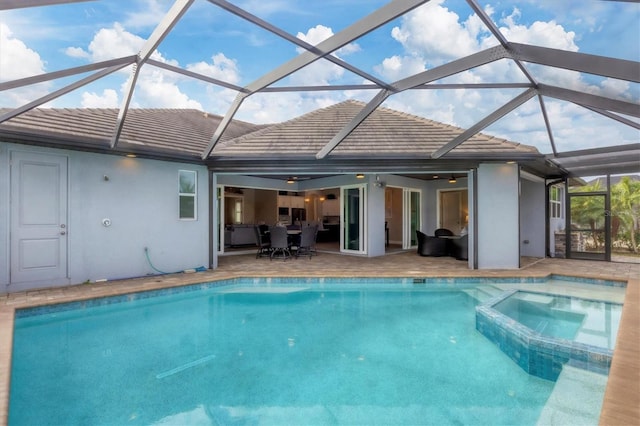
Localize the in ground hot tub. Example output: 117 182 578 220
476 290 622 381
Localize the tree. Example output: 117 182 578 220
611 176 640 253
571 181 605 250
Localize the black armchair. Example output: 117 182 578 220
434 228 454 237
416 230 449 257
450 234 468 260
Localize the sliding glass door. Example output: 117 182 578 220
403 189 421 249
217 185 224 253
341 185 366 254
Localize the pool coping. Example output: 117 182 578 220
0 266 638 426
11 274 626 319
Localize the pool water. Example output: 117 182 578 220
493 291 622 348
10 285 557 425
494 294 585 340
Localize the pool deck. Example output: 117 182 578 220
0 253 638 425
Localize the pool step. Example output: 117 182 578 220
534 320 549 334
514 292 554 306
536 363 607 426
464 285 505 302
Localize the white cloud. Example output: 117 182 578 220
296 24 360 57
0 23 46 81
390 0 485 64
67 22 174 63
499 18 578 52
374 55 425 81
81 89 119 108
68 23 207 110
288 59 345 87
0 22 50 106
372 1 636 153
285 25 362 87
544 101 636 151
237 92 356 124
3 0 632 156
129 69 202 109
600 78 631 100
64 46 90 59
123 0 172 30
86 23 146 61
187 53 241 85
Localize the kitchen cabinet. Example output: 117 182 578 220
278 195 305 208
277 195 306 223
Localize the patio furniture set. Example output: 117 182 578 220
255 224 318 261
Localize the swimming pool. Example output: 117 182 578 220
9 277 619 425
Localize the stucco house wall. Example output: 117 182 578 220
477 163 520 269
520 176 546 257
0 142 209 293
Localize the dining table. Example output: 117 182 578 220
286 229 301 249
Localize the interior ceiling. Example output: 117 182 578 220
247 173 463 183
1 0 639 179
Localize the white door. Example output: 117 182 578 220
10 151 69 285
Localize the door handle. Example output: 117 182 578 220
60 231 66 235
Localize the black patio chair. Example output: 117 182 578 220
450 234 468 260
296 225 318 259
416 230 449 257
269 226 291 261
254 225 271 258
434 228 454 237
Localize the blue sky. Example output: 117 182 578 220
1 0 639 155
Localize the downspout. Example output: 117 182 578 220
604 175 612 262
208 169 214 269
471 168 478 269
563 178 571 259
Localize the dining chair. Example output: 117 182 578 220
269 226 291 261
296 225 318 259
254 225 271 258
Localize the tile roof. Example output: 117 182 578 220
0 108 264 157
0 100 539 161
213 100 540 158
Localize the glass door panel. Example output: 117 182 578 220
341 185 366 253
217 186 224 253
403 189 421 249
568 193 608 260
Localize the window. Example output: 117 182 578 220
550 185 564 219
179 170 197 220
234 198 243 224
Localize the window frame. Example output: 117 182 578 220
178 170 197 220
550 185 564 219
